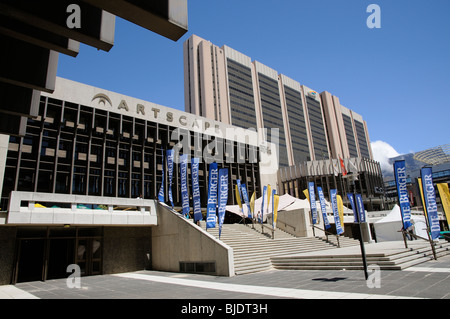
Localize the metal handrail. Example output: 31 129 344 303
276 220 296 232
398 229 437 260
314 225 341 248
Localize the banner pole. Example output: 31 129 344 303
419 170 438 260
393 161 409 249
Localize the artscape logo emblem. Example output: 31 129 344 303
308 91 317 98
92 93 113 107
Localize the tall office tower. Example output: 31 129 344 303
184 34 373 169
279 75 312 163
183 35 231 124
321 91 373 161
253 62 289 167
184 35 290 166
302 86 330 161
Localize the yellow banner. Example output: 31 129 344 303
267 184 272 211
250 191 256 218
437 183 450 227
273 194 280 226
337 194 344 229
303 189 309 202
418 177 428 219
235 184 242 209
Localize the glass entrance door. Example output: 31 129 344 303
76 238 102 277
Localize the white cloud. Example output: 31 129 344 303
371 140 401 175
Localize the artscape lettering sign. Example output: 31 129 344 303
92 93 234 135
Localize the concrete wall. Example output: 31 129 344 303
103 227 152 275
0 226 17 285
275 208 324 237
152 203 234 277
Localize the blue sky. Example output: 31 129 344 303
57 0 449 158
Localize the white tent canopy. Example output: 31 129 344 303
226 193 299 221
373 205 428 242
225 193 354 222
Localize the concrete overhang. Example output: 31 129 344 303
0 0 115 51
0 16 80 57
0 0 188 131
83 0 188 41
0 82 40 118
0 113 27 136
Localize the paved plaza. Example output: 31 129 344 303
1 254 449 301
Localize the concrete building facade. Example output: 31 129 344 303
0 77 274 284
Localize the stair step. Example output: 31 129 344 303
202 223 450 275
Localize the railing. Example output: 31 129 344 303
314 225 341 248
398 229 438 260
276 219 296 233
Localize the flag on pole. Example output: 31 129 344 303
303 189 309 202
206 162 218 229
420 167 441 240
317 186 330 229
241 184 252 219
393 160 413 229
271 188 276 228
347 193 358 223
158 147 165 203
218 168 229 239
235 181 243 218
250 191 256 220
191 157 202 222
418 178 428 220
437 183 450 228
273 194 279 229
340 157 347 176
330 189 344 235
260 186 267 223
180 154 189 218
308 182 318 225
167 149 174 208
337 194 344 229
355 193 366 223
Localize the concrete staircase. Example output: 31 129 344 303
271 240 450 271
202 223 358 275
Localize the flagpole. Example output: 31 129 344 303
419 169 438 260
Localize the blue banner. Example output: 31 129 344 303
167 149 174 208
180 154 189 218
393 160 413 229
308 182 318 224
191 157 202 222
191 158 203 223
330 189 344 235
241 184 252 219
271 188 277 228
317 186 330 229
355 193 366 223
421 167 441 240
158 148 165 203
218 168 229 239
206 163 219 229
347 193 358 223
260 185 267 224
